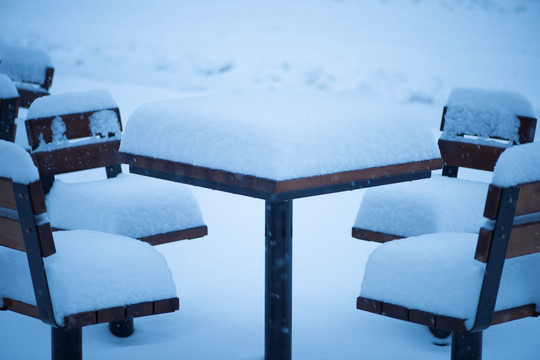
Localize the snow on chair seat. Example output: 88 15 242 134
357 141 540 360
25 90 207 245
0 140 179 360
0 74 19 141
0 44 54 108
353 88 537 242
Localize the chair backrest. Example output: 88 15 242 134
0 44 54 108
24 90 123 191
0 140 56 325
438 88 537 174
0 74 20 142
469 141 540 331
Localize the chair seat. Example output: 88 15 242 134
45 173 205 239
354 175 489 238
0 229 177 325
359 232 540 330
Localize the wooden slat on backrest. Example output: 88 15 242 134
0 177 25 252
476 181 540 262
0 177 17 210
31 140 121 177
25 107 121 147
0 177 55 256
438 107 537 171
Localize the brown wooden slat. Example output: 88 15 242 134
276 158 443 194
356 296 383 314
504 221 540 259
36 223 56 258
25 107 121 147
64 310 97 328
516 181 540 216
1 298 39 319
438 138 506 172
491 304 538 325
475 220 540 262
0 177 17 210
517 116 537 144
96 306 126 323
153 298 180 314
483 184 502 220
32 140 121 176
119 153 442 196
356 296 467 332
139 225 208 246
475 228 492 263
352 227 404 243
28 180 47 215
43 67 54 90
126 301 153 318
435 314 467 333
0 217 25 252
409 309 436 327
382 302 409 321
17 87 49 109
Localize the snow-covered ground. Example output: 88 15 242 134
1 0 540 359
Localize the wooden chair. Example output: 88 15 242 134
24 89 207 246
0 44 54 108
352 88 537 243
0 140 179 360
356 141 540 360
0 74 20 141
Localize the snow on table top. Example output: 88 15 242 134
492 141 540 187
443 87 536 143
0 229 177 325
26 89 117 120
0 43 52 85
120 93 441 181
354 175 489 237
360 232 540 330
0 140 39 184
0 74 18 98
45 174 205 238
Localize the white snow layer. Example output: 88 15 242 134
0 229 177 325
0 74 18 98
492 141 540 187
119 93 441 180
354 175 489 237
45 174 205 238
0 140 39 184
443 87 536 143
26 89 117 119
360 232 540 330
0 43 52 85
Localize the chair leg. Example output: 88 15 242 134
109 319 134 337
451 331 482 360
51 327 82 360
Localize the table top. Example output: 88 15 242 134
118 93 442 200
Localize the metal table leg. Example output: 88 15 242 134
265 199 293 360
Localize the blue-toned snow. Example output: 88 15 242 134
1 0 540 359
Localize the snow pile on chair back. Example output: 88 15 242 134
26 89 117 120
492 141 540 187
0 44 52 84
0 140 39 184
120 92 441 181
443 87 535 143
0 74 18 98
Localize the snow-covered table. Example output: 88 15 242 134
118 93 442 360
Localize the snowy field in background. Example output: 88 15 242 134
1 0 540 359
